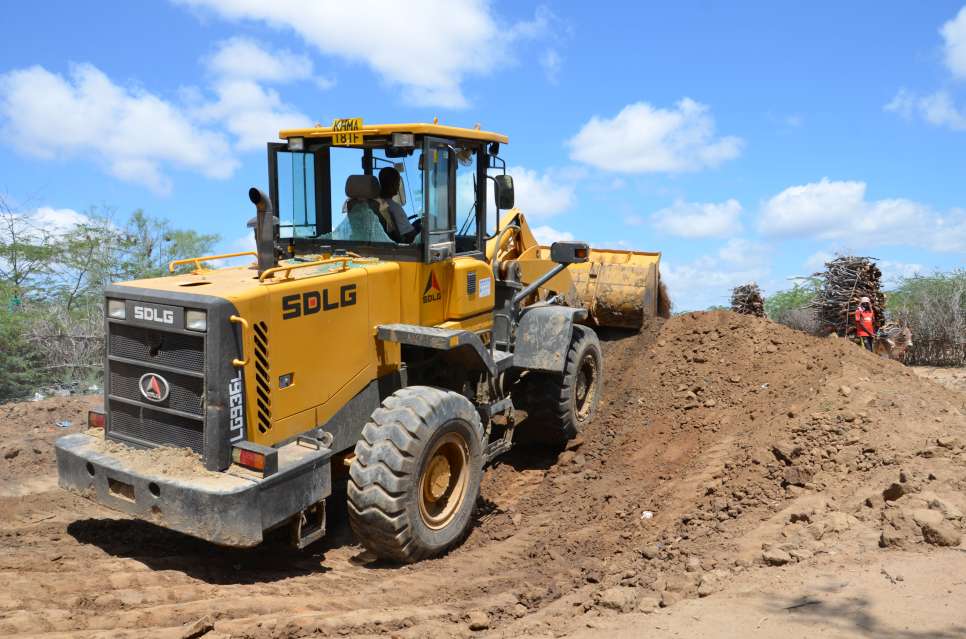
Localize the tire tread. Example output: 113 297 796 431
348 385 483 563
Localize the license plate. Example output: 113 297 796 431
331 118 364 146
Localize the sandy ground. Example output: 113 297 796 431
913 366 966 393
568 550 966 639
0 312 964 638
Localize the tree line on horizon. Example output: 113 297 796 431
763 271 965 366
0 195 219 402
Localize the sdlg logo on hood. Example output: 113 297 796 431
422 272 442 304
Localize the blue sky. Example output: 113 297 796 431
1 1 964 309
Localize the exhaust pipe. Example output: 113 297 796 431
247 188 278 274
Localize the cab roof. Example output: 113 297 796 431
278 122 509 144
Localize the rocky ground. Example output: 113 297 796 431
0 311 964 638
914 366 966 394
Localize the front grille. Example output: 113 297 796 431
109 323 204 372
110 401 204 453
107 317 205 452
109 360 204 416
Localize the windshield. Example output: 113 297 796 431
271 138 486 259
276 146 422 244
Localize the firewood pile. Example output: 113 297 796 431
809 256 885 336
730 283 765 317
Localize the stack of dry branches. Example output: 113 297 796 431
730 282 765 317
809 256 885 336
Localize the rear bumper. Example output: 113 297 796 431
55 432 331 547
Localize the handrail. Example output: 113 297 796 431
229 315 249 367
168 251 257 273
258 256 370 282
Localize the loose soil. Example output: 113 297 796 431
0 311 964 638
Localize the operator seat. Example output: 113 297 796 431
377 167 418 243
326 175 394 242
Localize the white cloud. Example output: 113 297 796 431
885 89 966 131
804 250 834 271
206 36 315 82
716 237 768 268
567 98 743 173
509 166 576 218
176 0 553 108
879 260 926 286
0 38 317 193
624 214 645 227
0 206 93 246
195 38 314 150
33 207 92 235
228 232 256 253
530 225 574 244
759 178 966 252
885 8 966 131
194 78 312 151
215 231 259 266
884 89 916 118
760 178 869 237
0 64 238 194
541 49 562 83
660 238 770 310
916 92 966 129
650 198 742 238
942 5 966 78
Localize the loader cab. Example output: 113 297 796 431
270 121 512 264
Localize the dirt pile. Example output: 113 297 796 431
0 311 963 638
0 396 97 489
485 310 965 635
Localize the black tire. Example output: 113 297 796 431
347 386 484 563
514 325 603 443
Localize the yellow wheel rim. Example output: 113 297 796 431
418 431 470 530
574 353 599 420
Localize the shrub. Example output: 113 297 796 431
765 278 821 334
887 270 966 366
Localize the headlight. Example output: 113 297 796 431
185 310 207 332
107 299 125 319
392 132 414 148
287 136 304 151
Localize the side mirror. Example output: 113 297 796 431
550 241 589 264
494 174 515 210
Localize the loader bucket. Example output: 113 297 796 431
568 248 663 329
489 211 665 330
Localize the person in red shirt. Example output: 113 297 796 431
854 296 875 351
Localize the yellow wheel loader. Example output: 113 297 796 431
55 120 664 562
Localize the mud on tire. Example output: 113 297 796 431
347 386 484 563
514 325 603 443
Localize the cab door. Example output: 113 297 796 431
421 137 456 264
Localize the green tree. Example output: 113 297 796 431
765 277 821 334
0 284 45 400
0 196 56 299
1 202 221 401
121 209 220 279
